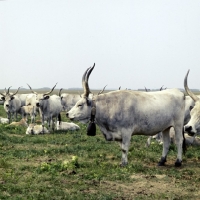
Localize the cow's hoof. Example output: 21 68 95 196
120 162 128 167
158 157 166 166
175 159 182 167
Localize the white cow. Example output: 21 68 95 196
0 87 22 123
27 83 63 132
67 64 185 167
0 117 9 124
59 88 94 112
56 121 80 131
184 70 200 136
26 124 49 135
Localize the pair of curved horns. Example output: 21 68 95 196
184 70 199 102
27 83 58 96
0 86 20 97
82 63 95 97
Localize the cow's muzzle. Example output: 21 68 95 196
185 125 195 136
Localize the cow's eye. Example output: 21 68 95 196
78 105 82 107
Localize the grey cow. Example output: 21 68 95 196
0 87 22 123
27 83 62 132
67 64 185 167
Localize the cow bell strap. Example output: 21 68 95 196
90 96 96 122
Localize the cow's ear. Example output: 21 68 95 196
44 96 49 100
189 106 194 111
11 96 15 100
1 97 5 101
86 99 91 106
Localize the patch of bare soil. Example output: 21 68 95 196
94 174 200 199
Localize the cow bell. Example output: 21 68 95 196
87 121 96 136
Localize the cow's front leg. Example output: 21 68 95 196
174 127 183 167
42 114 45 134
120 134 131 166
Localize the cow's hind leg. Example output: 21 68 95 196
158 128 170 166
174 126 183 167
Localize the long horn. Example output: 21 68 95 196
82 63 95 97
0 91 5 97
160 85 164 91
7 86 12 95
11 87 21 97
82 67 91 94
43 83 57 96
27 84 37 94
98 85 107 95
184 70 199 102
58 88 63 97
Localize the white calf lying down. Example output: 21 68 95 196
0 117 9 124
9 119 28 127
56 121 80 131
26 124 49 135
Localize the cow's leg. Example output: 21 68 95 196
42 114 45 134
146 136 152 147
158 128 170 166
120 133 132 166
174 126 183 167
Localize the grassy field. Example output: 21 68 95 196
0 102 200 199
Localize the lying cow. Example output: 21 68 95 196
0 117 9 124
26 124 49 135
9 119 28 127
56 121 80 131
147 128 200 146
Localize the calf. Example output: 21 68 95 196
20 105 37 123
9 119 28 127
0 117 9 124
56 121 80 131
26 124 49 135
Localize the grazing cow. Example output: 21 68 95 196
26 124 49 135
9 118 28 127
56 121 80 131
27 83 62 132
0 117 9 124
0 87 23 123
67 64 185 167
20 105 37 123
184 70 200 136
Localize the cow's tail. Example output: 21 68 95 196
182 127 187 155
58 113 61 125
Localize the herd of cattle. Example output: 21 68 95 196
0 84 81 134
1 64 200 167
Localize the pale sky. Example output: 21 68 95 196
1 0 200 90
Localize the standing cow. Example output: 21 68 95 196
67 64 185 167
27 83 62 132
0 87 22 123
